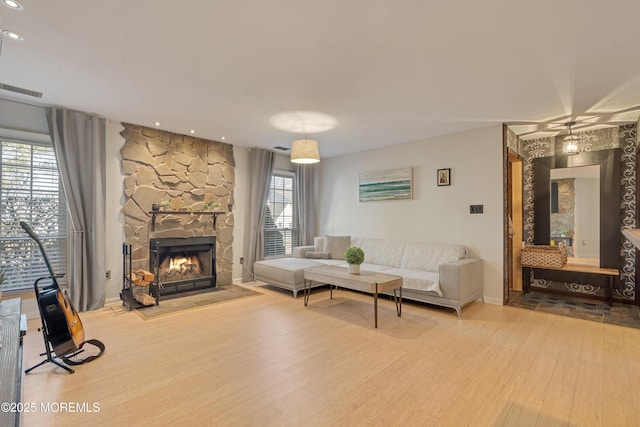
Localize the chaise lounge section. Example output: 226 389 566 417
254 236 484 318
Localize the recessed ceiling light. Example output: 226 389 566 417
220 136 226 140
2 0 24 10
189 129 195 134
2 30 24 40
154 121 161 126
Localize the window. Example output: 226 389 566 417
0 138 68 292
264 172 298 257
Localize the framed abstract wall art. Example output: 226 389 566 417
359 167 413 202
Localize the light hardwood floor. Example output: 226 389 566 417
20 283 640 426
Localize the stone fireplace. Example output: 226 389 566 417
120 123 235 289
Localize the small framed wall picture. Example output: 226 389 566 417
437 168 451 186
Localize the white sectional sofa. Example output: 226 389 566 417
254 236 484 318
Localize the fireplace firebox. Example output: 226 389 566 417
149 236 216 296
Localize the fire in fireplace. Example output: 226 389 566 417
149 236 216 296
163 255 202 280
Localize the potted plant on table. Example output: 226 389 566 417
344 247 364 274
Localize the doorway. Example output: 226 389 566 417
507 150 523 303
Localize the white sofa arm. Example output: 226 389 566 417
439 258 484 300
293 245 315 258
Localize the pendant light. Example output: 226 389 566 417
563 122 579 155
290 138 320 164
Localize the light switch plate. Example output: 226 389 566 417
470 205 484 214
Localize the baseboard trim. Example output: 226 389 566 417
483 296 503 306
105 297 121 307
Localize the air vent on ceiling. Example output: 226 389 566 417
0 82 43 98
272 146 290 151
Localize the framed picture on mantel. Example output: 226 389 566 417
437 168 451 186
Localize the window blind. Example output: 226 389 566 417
264 173 299 257
0 139 68 292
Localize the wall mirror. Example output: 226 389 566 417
550 165 600 264
533 148 620 269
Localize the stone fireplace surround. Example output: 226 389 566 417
120 123 235 286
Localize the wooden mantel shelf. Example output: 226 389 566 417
149 211 225 231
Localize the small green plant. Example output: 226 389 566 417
203 203 211 211
344 247 364 265
159 200 171 210
212 202 221 210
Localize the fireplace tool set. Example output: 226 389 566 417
120 244 159 311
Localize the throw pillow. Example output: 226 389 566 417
314 236 324 252
323 235 351 260
306 251 332 259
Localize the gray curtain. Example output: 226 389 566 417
294 163 318 246
242 148 274 282
47 108 106 311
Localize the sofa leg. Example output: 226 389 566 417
455 307 462 319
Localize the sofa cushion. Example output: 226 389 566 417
354 238 405 268
400 241 466 272
306 251 332 259
383 268 442 296
254 258 323 285
313 236 325 252
323 235 351 260
356 263 394 273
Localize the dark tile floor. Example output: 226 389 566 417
508 290 640 329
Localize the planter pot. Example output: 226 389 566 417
348 264 360 274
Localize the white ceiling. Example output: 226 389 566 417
1 1 639 157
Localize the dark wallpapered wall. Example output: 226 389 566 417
507 124 637 301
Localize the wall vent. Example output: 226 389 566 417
0 82 43 98
272 146 290 151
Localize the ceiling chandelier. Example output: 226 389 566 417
563 121 579 155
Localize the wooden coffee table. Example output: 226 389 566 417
303 265 402 328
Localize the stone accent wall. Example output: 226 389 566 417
550 179 575 235
120 123 235 285
550 178 575 256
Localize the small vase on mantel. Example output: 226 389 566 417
348 263 360 275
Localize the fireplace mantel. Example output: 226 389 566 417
149 210 225 231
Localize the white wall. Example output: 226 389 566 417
317 125 504 304
232 147 249 283
0 98 48 135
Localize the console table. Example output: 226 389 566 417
523 264 619 306
0 298 26 427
